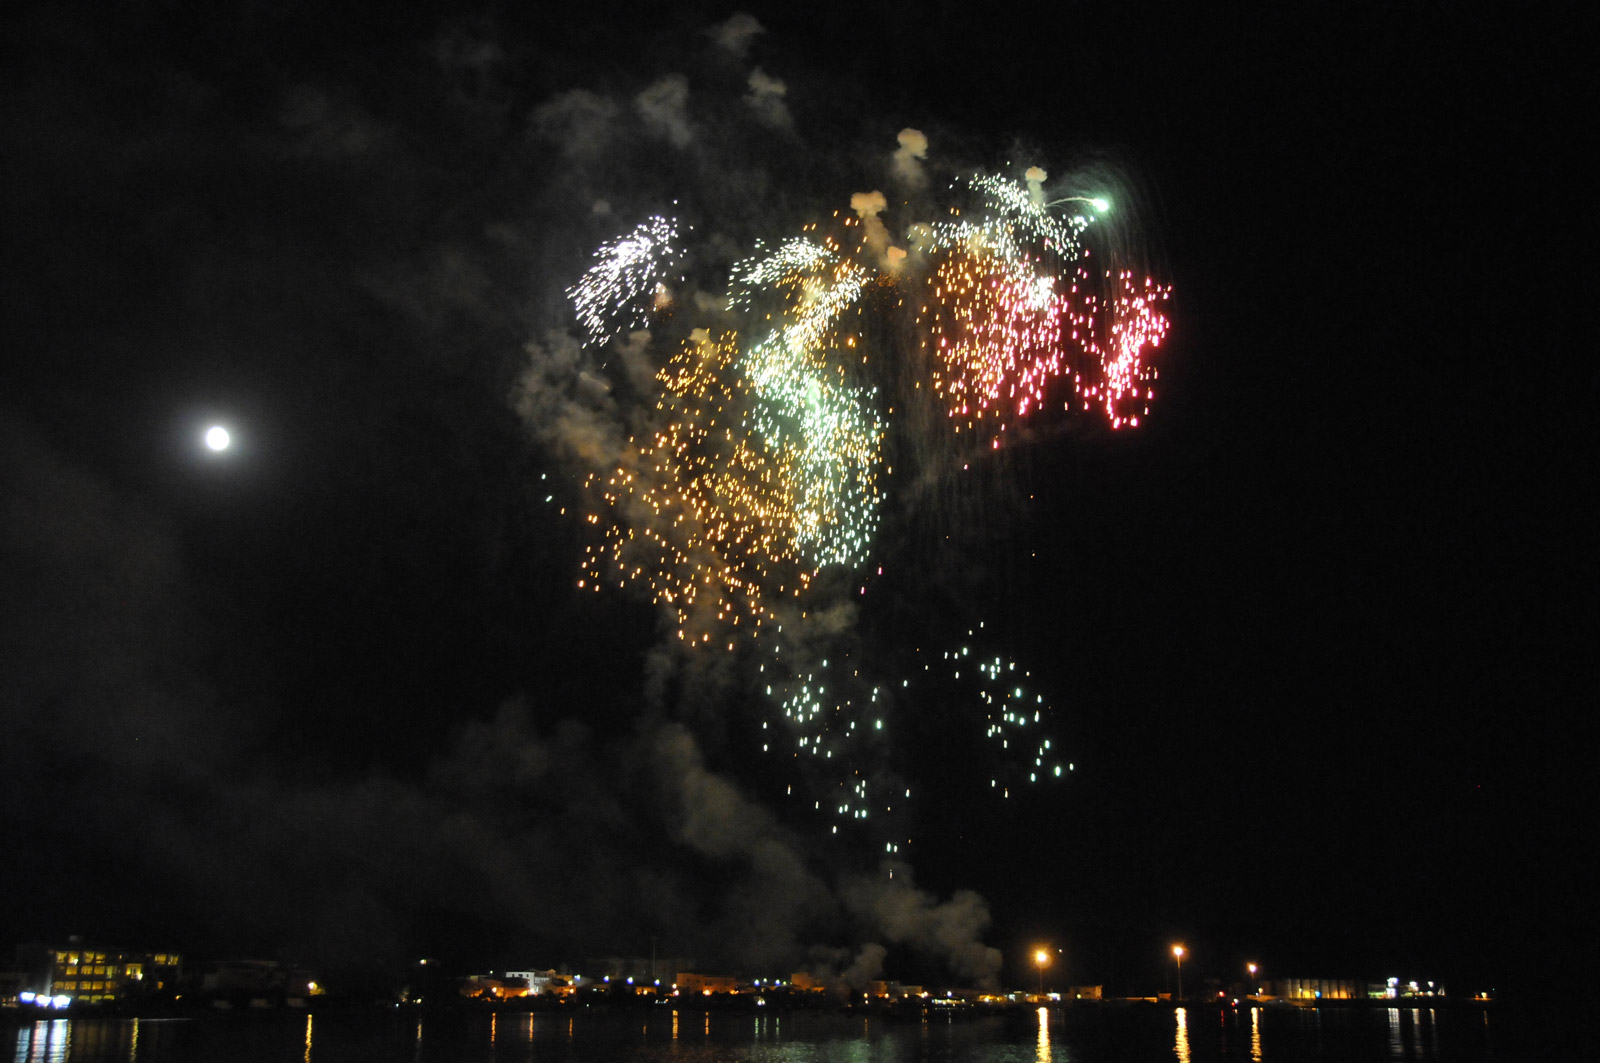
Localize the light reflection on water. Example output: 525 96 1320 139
1384 1006 1447 1062
4 1005 1501 1063
14 1019 69 1063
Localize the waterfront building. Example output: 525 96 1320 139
14 940 181 1005
675 972 738 994
1262 977 1363 1000
192 958 321 1005
505 969 566 995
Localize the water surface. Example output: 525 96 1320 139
8 1004 1501 1063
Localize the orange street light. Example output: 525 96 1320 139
1172 945 1185 1001
1034 948 1051 996
1247 962 1258 996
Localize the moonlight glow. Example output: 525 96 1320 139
204 426 231 452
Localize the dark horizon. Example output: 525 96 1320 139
4 932 1481 1005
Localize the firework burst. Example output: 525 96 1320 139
568 215 682 347
916 171 1171 442
556 153 1168 822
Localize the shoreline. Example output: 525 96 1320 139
0 994 1498 1025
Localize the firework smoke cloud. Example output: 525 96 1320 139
0 3 1168 988
514 11 1171 983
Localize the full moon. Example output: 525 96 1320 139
204 425 231 452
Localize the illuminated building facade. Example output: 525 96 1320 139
14 942 181 1005
1263 978 1363 1000
460 974 529 999
1259 977 1446 1001
675 972 738 994
504 969 566 996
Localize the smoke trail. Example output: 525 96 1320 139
510 12 1168 985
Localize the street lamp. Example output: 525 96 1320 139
1247 963 1258 997
1172 945 1185 1002
1034 949 1051 997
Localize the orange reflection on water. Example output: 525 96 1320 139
1036 1005 1052 1062
303 1013 313 1063
1174 1006 1191 1063
1250 1006 1261 1062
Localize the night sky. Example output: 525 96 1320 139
2 1 1588 1000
